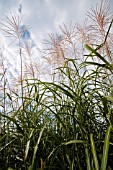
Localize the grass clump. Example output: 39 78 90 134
0 0 113 170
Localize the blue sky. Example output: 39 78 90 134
0 0 113 81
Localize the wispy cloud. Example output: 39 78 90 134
0 0 113 82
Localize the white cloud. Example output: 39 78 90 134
0 0 112 45
0 0 113 81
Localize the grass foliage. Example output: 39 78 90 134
0 0 113 170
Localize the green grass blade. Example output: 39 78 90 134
104 19 113 44
83 61 110 69
25 129 34 161
28 125 45 170
40 81 75 99
63 140 84 145
0 113 24 135
85 145 91 170
104 95 113 103
90 133 99 170
85 44 110 65
100 125 112 170
48 140 84 160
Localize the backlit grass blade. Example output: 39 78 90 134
90 133 99 170
48 140 84 160
63 140 84 145
85 44 110 65
28 125 45 170
25 129 34 161
100 125 112 170
0 139 15 152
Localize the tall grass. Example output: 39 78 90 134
0 0 113 169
